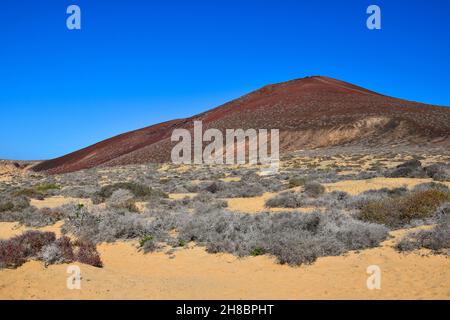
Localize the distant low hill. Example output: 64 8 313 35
32 76 450 174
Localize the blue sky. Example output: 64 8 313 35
1 0 449 160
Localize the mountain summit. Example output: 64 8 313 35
33 76 450 174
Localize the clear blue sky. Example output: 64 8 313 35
1 0 449 160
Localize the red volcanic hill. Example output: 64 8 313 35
33 76 450 174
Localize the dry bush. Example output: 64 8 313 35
425 163 450 182
203 181 265 198
304 182 325 198
265 191 305 208
385 159 427 178
288 177 306 188
0 231 55 269
397 205 450 254
0 230 102 269
92 182 168 204
178 209 388 266
0 194 30 213
357 189 450 228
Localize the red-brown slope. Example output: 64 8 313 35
33 76 450 174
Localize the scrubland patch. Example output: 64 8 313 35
396 203 450 254
0 230 102 269
356 187 449 228
1 151 449 276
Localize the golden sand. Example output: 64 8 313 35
324 177 450 195
30 197 91 209
0 222 448 300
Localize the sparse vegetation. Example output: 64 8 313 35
265 191 304 208
357 189 450 228
0 231 102 269
92 182 168 204
397 206 450 254
385 159 427 178
203 180 265 198
178 209 388 266
2 151 449 272
304 182 325 197
425 163 450 182
288 177 306 188
0 195 30 213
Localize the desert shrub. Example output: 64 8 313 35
0 231 55 269
304 182 325 198
11 183 61 200
203 181 265 198
39 236 75 265
412 182 449 193
73 240 103 268
13 188 46 200
177 239 187 247
0 202 14 212
266 188 350 210
139 235 160 253
0 237 26 268
288 177 306 188
59 185 98 198
92 182 168 204
106 189 139 212
7 207 64 227
61 205 182 245
34 183 60 193
63 209 143 243
265 191 304 208
396 211 450 254
353 171 380 180
178 209 388 266
385 159 427 178
250 247 265 256
205 182 220 194
0 195 30 213
114 199 140 212
357 189 450 228
345 188 407 211
139 235 154 247
425 163 450 181
190 193 228 209
303 190 350 209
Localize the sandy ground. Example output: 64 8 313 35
324 177 450 195
227 192 316 213
30 197 92 209
0 222 448 300
0 221 64 239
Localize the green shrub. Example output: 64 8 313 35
139 235 154 248
357 189 450 228
304 182 325 198
250 247 265 256
93 182 168 204
0 195 30 213
288 178 306 189
34 183 61 193
13 188 45 200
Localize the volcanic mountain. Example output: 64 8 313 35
33 76 450 174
